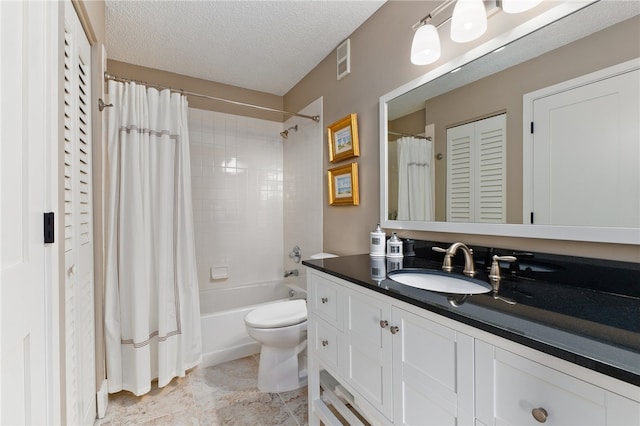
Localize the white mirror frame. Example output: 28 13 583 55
379 1 640 245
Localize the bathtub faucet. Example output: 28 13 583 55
284 269 299 277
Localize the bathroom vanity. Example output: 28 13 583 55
303 248 640 426
307 3 640 424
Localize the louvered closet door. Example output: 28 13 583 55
475 114 506 223
63 2 96 424
446 114 506 223
446 123 474 222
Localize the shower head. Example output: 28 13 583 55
280 124 298 139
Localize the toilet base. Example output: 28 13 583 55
257 343 307 393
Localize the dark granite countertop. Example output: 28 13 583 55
302 248 640 387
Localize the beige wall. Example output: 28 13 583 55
106 60 284 121
284 1 640 262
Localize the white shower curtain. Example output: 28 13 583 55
397 136 435 221
104 80 202 396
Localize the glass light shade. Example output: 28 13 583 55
501 0 543 14
411 24 441 65
450 0 487 43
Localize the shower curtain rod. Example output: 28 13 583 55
103 72 321 123
388 130 432 141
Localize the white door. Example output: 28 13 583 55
63 2 96 424
1 2 57 424
530 66 640 227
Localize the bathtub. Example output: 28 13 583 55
199 280 306 367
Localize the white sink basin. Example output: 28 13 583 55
387 269 492 294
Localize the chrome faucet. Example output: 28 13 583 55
433 242 476 277
289 245 302 264
284 269 299 277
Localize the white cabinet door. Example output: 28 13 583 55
309 272 343 329
344 288 394 421
475 341 640 426
310 318 342 377
391 306 474 426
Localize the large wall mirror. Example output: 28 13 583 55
380 1 640 244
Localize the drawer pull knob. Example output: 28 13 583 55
321 297 328 304
532 407 548 423
321 340 329 347
380 320 389 328
390 326 400 335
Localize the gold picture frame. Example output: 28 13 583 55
327 113 359 163
328 163 359 206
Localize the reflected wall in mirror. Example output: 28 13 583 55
381 1 640 244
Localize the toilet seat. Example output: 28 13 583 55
244 299 307 328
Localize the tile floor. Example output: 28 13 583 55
95 355 308 426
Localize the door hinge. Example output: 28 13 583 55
530 122 534 134
530 212 534 224
44 212 54 244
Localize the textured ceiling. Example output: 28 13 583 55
105 0 386 96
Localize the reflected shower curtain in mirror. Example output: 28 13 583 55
104 80 202 396
397 136 434 221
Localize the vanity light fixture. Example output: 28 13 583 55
411 23 441 65
410 0 455 65
411 0 541 65
450 0 488 43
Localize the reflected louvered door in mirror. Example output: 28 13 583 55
446 114 506 223
63 2 96 424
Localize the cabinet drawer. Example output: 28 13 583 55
492 348 606 425
309 273 342 328
312 318 342 375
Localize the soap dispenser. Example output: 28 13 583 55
369 223 386 257
386 233 403 258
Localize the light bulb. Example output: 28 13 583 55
411 24 441 65
451 0 487 43
502 0 543 14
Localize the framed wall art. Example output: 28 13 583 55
328 163 359 206
327 113 359 163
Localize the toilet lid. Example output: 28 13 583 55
244 299 307 328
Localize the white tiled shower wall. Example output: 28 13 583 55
188 108 285 292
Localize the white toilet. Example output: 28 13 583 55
244 299 308 392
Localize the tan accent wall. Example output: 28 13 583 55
106 60 284 122
284 1 640 262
